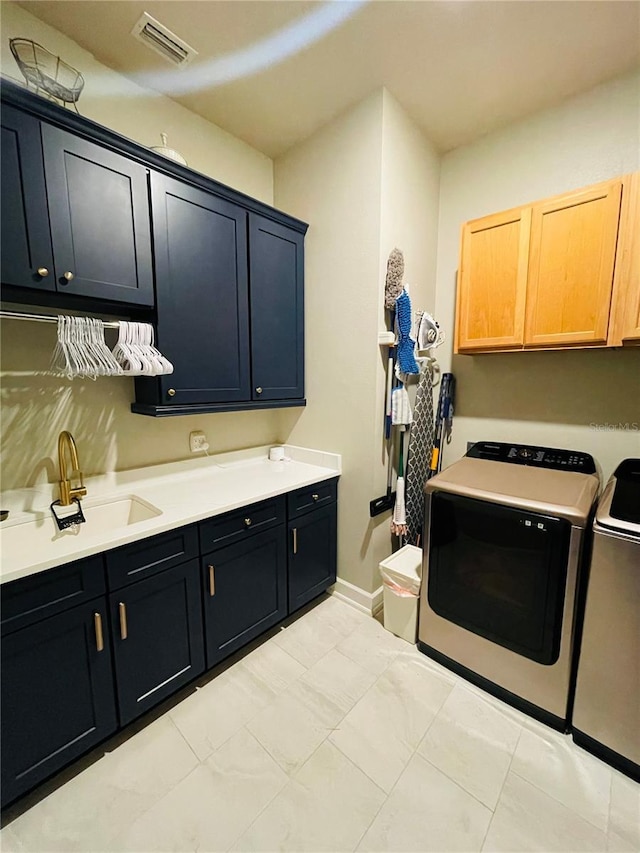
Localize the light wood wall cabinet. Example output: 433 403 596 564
609 172 640 345
456 207 531 351
455 173 639 353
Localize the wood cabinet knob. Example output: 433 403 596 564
167 389 176 397
62 271 74 282
37 267 49 277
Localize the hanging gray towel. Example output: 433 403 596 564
404 362 435 546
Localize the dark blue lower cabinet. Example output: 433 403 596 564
202 527 287 668
0 486 338 806
288 503 337 613
109 560 204 726
0 599 117 807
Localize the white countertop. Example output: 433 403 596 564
0 445 341 585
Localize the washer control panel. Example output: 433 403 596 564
467 441 596 473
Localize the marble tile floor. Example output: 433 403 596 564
1 594 638 853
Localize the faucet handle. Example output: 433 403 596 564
72 473 87 500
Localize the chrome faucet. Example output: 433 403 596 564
58 431 87 506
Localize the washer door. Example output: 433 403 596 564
427 492 571 665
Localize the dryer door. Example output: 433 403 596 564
427 492 571 664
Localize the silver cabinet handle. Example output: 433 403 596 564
94 612 104 652
37 267 49 277
312 494 319 501
255 387 263 395
62 271 74 282
292 527 298 555
119 602 128 640
244 517 252 527
167 389 176 397
208 564 216 597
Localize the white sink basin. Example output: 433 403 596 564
0 495 162 565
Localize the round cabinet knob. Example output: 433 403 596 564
244 517 252 527
312 494 319 502
62 271 74 282
37 267 49 277
255 387 263 395
167 388 176 397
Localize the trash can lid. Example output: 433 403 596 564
379 544 422 590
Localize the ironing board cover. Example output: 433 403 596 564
404 362 435 545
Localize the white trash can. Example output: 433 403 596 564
379 544 422 643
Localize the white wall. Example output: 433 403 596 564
0 2 284 492
435 71 640 481
274 89 440 594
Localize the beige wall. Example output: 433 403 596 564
274 89 440 594
435 70 640 482
0 2 273 201
0 2 284 492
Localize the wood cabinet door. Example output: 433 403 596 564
1 600 117 807
609 173 640 345
288 503 337 614
202 527 287 669
456 207 531 352
249 214 305 400
109 560 204 726
524 180 622 347
151 173 251 405
41 124 154 305
1 105 55 292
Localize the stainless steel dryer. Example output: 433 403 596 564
572 459 640 781
418 441 599 730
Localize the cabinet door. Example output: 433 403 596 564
41 124 154 305
288 503 337 613
249 214 305 400
151 173 250 405
610 173 640 345
1 105 55 292
109 560 204 725
525 180 622 347
1 600 116 807
456 207 531 352
203 527 287 668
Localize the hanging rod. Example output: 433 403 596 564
0 309 121 328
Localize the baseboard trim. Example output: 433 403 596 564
331 577 383 617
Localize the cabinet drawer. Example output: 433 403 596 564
287 478 338 519
199 496 285 552
1 556 105 636
106 526 198 591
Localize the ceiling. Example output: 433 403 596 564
16 0 640 158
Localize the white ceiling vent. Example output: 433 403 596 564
131 13 198 67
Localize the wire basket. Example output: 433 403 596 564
9 39 84 109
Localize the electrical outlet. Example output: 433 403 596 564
189 430 209 453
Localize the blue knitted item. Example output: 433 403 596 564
396 290 420 374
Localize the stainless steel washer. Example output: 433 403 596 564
418 441 599 730
572 459 640 781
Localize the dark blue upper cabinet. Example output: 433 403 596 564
249 214 305 401
133 179 307 415
150 173 251 405
0 81 308 414
1 105 55 292
41 124 154 306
